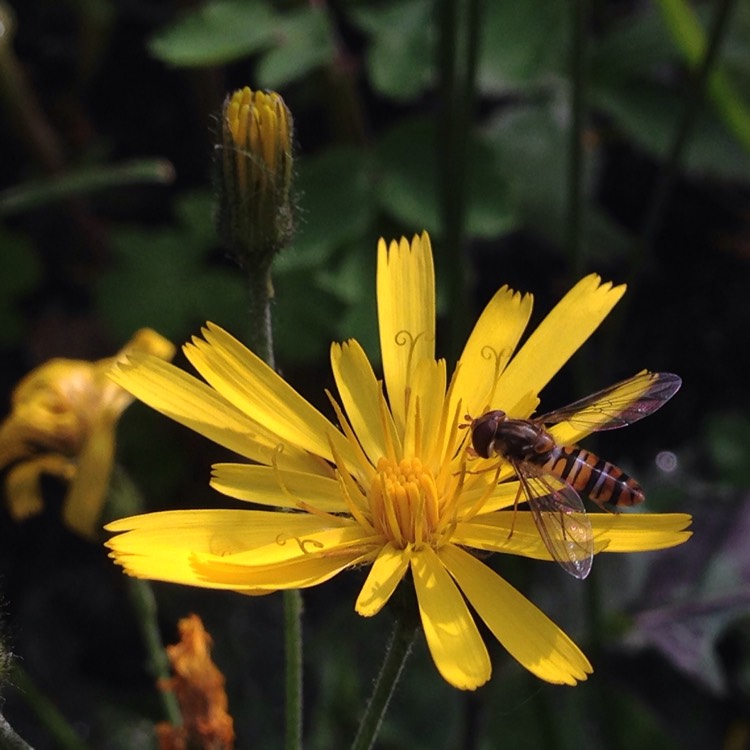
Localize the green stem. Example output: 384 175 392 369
247 263 276 370
567 0 589 277
636 0 738 277
243 256 302 750
0 712 34 750
350 617 418 750
284 590 303 750
437 0 482 363
125 578 183 727
9 664 88 750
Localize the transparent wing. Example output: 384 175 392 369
538 371 682 432
513 461 594 579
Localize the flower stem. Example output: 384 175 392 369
350 617 418 750
566 0 589 277
284 589 303 750
125 578 183 727
242 253 303 750
437 0 482 362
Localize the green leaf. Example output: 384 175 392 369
592 79 750 179
280 145 375 272
654 0 750 154
0 160 174 217
256 7 335 88
376 118 518 239
349 0 435 100
484 104 630 258
148 0 277 67
478 0 568 94
95 191 246 341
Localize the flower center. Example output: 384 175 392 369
368 457 441 549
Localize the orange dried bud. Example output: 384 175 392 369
156 614 234 750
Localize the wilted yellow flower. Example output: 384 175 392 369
156 614 234 750
0 329 174 539
106 233 691 689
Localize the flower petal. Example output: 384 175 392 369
440 544 592 684
210 463 346 512
377 233 435 432
494 275 625 416
110 355 323 474
411 546 491 690
106 510 360 589
355 542 409 616
449 286 533 419
403 357 447 462
330 340 391 466
591 512 692 551
184 324 356 466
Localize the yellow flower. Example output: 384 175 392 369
0 329 175 539
105 233 691 689
218 86 294 264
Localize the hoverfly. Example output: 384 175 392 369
466 371 682 579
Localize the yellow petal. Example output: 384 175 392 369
449 286 533 419
411 546 491 690
4 455 76 520
184 323 356 466
355 542 409 616
110 354 323 474
106 509 348 588
192 546 363 590
591 512 692 551
403 357 446 462
210 463 345 512
377 233 436 433
63 416 115 539
494 275 625 416
440 544 592 684
330 340 390 466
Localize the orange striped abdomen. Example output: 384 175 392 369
540 446 645 509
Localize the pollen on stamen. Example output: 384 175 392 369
368 456 443 549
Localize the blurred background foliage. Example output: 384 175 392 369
1 0 750 748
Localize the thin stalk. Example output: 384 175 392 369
244 258 302 750
567 0 589 277
247 264 276 369
126 579 183 726
350 617 418 750
283 589 303 750
437 0 482 363
636 0 739 277
9 664 88 750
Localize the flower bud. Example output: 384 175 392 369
217 86 294 268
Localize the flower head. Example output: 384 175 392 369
106 233 691 689
217 86 294 266
0 329 174 539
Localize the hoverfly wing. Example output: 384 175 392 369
539 371 681 432
514 464 594 579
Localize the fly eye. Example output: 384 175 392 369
470 413 500 459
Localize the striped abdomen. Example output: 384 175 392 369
539 445 645 509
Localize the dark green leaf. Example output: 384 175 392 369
350 0 435 100
281 145 375 272
0 229 42 345
376 118 517 239
478 0 568 94
257 7 336 88
148 0 277 67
